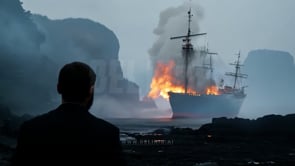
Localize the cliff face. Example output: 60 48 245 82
240 49 295 117
0 0 44 53
0 0 140 117
32 15 140 117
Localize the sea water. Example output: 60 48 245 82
105 118 211 133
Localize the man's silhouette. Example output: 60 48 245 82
11 62 126 166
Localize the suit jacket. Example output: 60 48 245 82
11 103 126 166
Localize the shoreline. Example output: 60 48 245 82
119 114 295 165
1 112 295 165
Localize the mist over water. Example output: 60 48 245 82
1 0 295 121
106 118 211 133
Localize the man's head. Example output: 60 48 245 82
57 62 96 109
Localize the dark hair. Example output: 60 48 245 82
57 62 96 102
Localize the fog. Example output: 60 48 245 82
0 0 132 117
239 50 295 118
1 0 295 118
21 0 295 97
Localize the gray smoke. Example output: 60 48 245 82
148 2 223 93
149 2 203 64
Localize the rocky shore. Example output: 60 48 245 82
122 114 295 166
1 105 295 166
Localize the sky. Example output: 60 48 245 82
20 0 295 101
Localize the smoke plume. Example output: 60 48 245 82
148 2 223 94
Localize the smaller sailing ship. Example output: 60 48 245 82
220 52 248 98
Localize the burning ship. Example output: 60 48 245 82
148 8 248 118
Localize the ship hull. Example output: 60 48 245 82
168 92 245 118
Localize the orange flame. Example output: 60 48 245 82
206 86 220 95
148 60 220 100
148 60 197 100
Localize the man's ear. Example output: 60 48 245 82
89 85 94 94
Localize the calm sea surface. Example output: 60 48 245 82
105 118 211 133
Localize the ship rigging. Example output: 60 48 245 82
167 7 248 118
170 8 206 94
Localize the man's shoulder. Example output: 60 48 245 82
20 108 57 129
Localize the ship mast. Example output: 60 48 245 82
170 8 206 93
203 44 218 85
225 51 248 89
